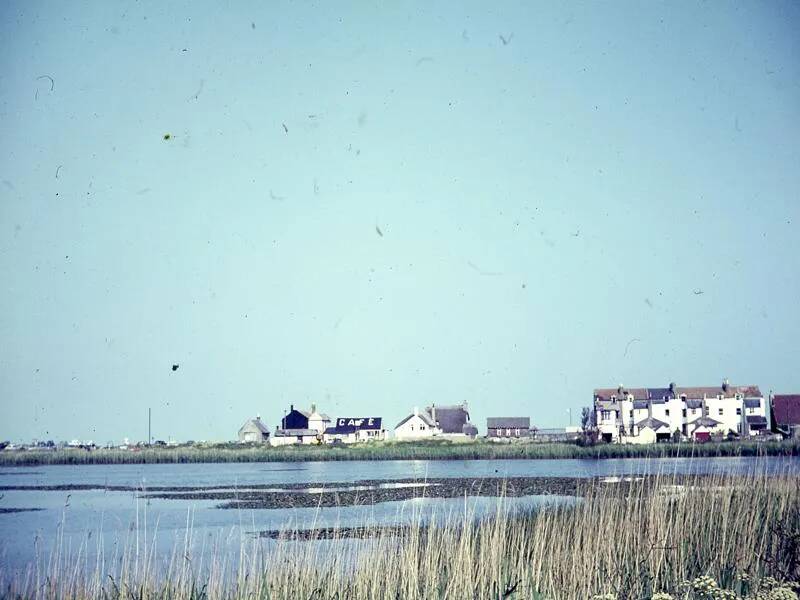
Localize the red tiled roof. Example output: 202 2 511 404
772 395 800 427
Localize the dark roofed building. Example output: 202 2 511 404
282 405 311 430
428 403 473 435
771 394 800 437
487 417 531 438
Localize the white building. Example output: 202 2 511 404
594 381 766 443
270 429 321 446
324 417 385 444
394 408 441 440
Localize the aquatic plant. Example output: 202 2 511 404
0 466 797 599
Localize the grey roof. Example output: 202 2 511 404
487 417 530 429
648 388 675 401
632 400 649 410
635 417 669 430
395 411 437 430
239 418 269 434
744 398 761 409
685 399 703 409
274 428 319 437
690 416 722 429
429 405 470 434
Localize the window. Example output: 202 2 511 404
718 408 724 416
665 409 670 417
682 409 687 417
629 410 634 418
736 408 742 415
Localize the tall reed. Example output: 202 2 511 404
1 466 798 598
1 439 798 466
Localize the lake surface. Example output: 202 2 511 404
0 456 797 575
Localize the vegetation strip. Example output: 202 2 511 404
1 439 798 466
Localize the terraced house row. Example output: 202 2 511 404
593 380 767 443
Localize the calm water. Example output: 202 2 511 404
0 456 797 574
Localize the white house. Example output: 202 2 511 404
394 408 441 440
270 429 321 446
270 403 331 446
594 381 766 443
324 417 385 444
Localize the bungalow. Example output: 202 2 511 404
394 407 441 440
238 416 270 443
324 417 385 444
270 429 321 446
487 417 531 439
771 394 800 438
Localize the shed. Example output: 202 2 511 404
238 417 270 443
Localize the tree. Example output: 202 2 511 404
580 407 598 446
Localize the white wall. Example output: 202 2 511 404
394 414 439 440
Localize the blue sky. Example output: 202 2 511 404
1 1 798 443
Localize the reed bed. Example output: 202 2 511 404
2 439 798 466
1 467 798 599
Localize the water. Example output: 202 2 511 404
0 456 796 574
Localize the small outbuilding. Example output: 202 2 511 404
689 416 724 441
628 417 671 444
238 417 270 443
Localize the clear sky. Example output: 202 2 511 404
1 1 798 444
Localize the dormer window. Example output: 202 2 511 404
611 396 617 403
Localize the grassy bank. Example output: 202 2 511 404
1 439 798 466
1 469 798 599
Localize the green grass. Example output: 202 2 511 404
1 438 798 466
